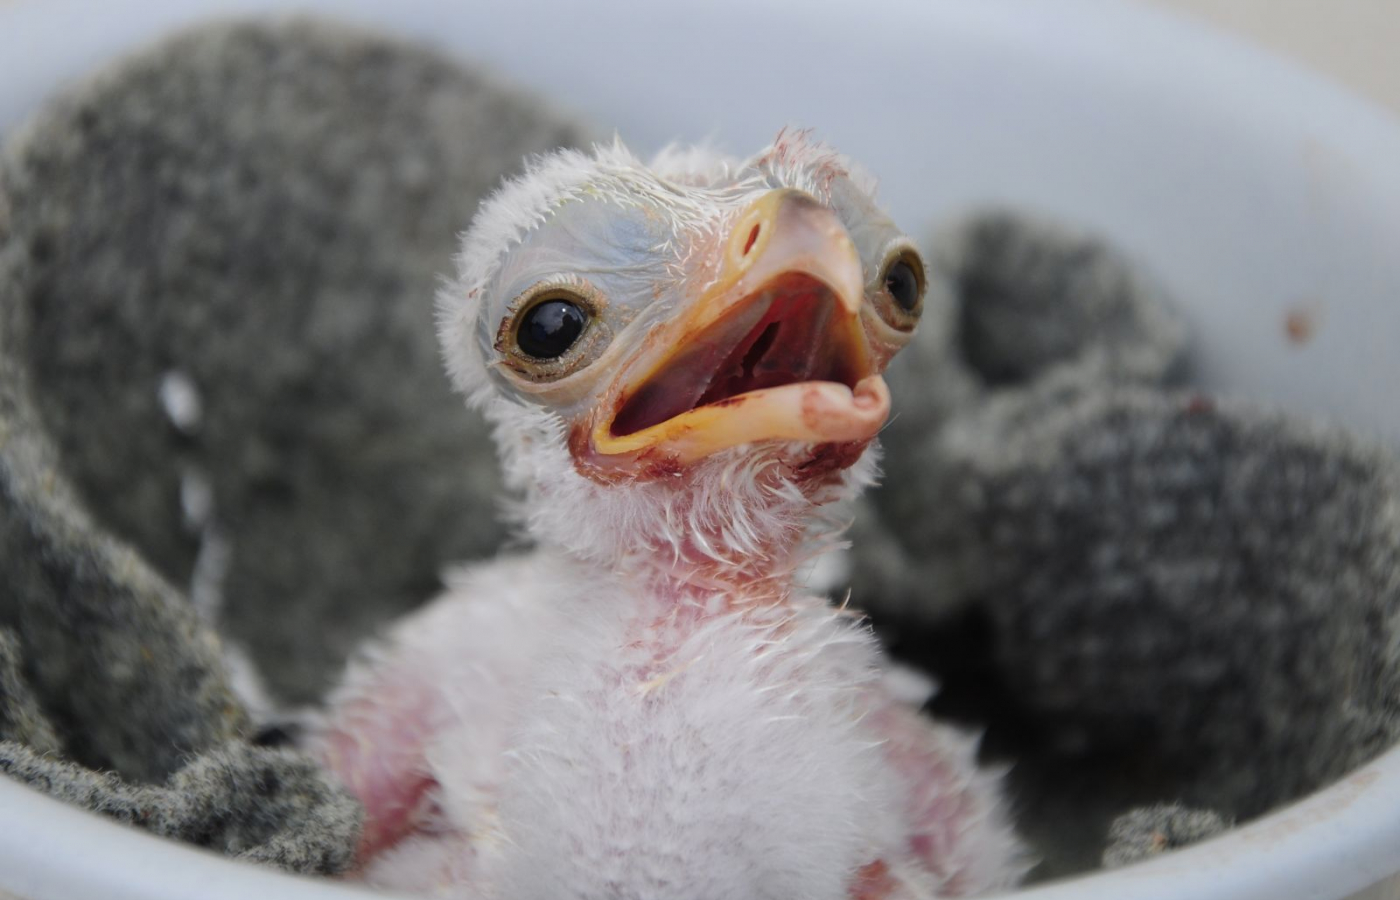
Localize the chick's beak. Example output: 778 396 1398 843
578 189 890 472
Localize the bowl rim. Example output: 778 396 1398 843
3 742 1400 900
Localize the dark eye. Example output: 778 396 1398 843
517 298 588 359
884 257 922 311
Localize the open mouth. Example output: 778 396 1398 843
572 186 893 475
610 273 868 438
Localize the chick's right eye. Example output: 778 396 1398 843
884 258 921 311
517 298 588 359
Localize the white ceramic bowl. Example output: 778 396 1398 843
2 1 1399 898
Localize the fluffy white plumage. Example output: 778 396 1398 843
309 131 1028 899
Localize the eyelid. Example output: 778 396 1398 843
503 274 607 322
871 240 925 291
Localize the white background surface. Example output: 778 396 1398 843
1149 1 1400 116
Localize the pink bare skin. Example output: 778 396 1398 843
315 547 1020 897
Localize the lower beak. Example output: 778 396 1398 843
576 189 890 473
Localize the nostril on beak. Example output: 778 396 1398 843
742 224 761 257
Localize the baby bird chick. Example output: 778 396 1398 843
310 132 1026 899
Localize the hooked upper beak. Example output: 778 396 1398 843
574 188 890 474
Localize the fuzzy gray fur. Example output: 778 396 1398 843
0 630 61 754
852 212 1189 622
0 338 247 781
972 389 1400 817
0 18 588 706
854 212 1400 876
0 739 360 873
1102 804 1235 868
0 16 593 874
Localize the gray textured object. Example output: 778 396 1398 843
939 212 1186 387
847 212 1400 875
0 18 589 704
852 211 1189 622
0 630 61 755
0 326 364 869
0 739 360 874
972 389 1400 818
0 332 247 780
1102 804 1235 869
0 15 596 874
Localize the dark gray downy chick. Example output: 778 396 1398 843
848 211 1400 876
0 17 590 708
851 212 1188 625
1 16 591 872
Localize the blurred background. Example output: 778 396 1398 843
1150 1 1398 115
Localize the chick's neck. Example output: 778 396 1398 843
571 455 858 611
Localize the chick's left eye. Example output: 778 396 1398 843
517 299 588 359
